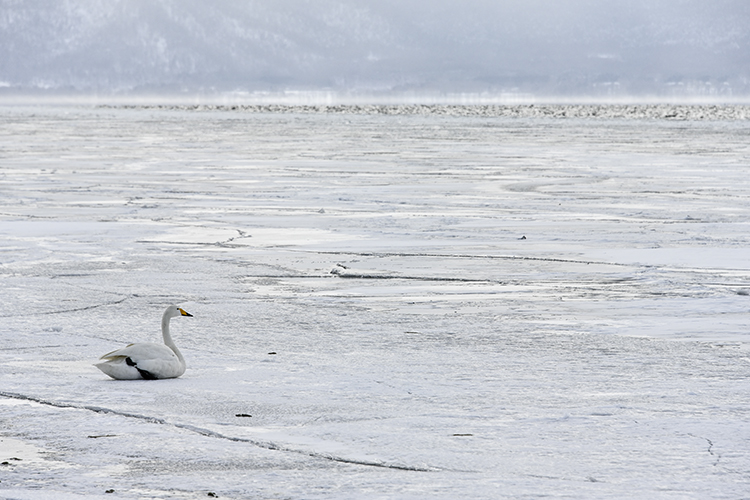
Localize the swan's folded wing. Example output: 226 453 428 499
94 357 142 380
99 342 177 362
135 357 185 379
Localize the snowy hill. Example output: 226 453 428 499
1 0 749 99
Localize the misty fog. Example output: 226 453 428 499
1 0 749 100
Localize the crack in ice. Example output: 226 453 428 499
687 433 721 467
300 249 635 268
0 296 130 318
0 391 438 473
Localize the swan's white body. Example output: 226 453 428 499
95 305 192 380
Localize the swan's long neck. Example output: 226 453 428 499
161 312 185 363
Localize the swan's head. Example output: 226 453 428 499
165 305 193 318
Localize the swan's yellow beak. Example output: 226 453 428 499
179 308 193 317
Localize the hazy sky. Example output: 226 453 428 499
1 0 748 98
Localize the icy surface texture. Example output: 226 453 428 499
1 105 749 499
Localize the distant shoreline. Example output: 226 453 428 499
93 103 750 121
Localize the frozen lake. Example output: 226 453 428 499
1 104 749 499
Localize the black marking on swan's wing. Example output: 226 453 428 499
125 356 157 380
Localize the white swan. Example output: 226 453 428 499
95 305 192 380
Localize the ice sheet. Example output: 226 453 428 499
1 105 749 499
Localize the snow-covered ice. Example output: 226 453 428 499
1 104 749 499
